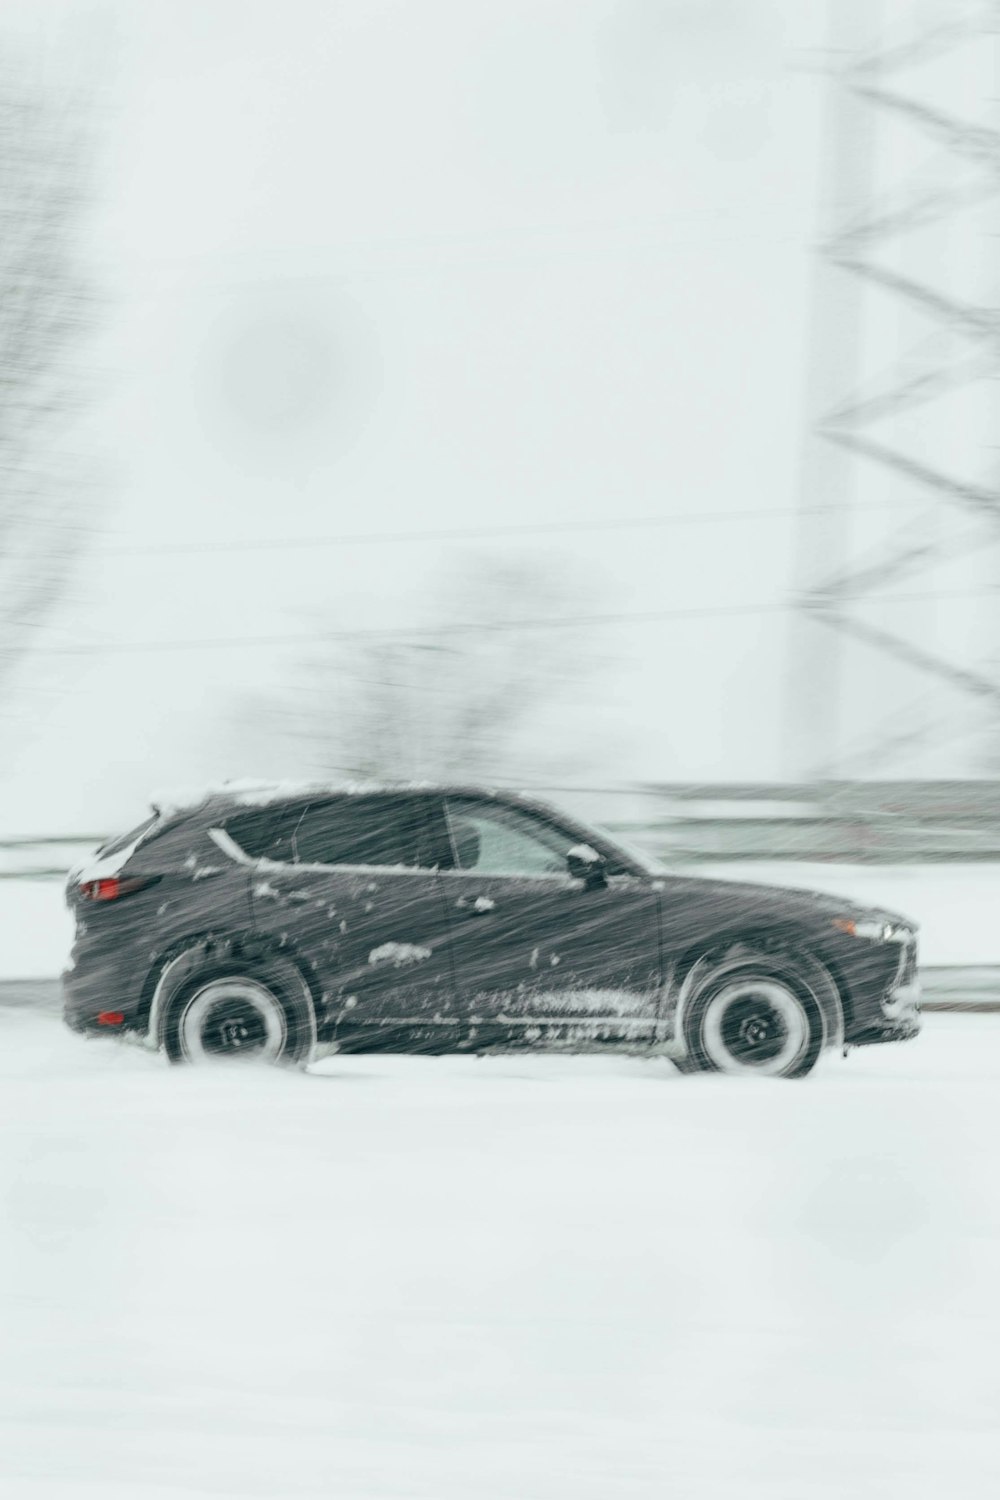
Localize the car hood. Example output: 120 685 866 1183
656 870 917 933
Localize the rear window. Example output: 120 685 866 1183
224 805 307 862
96 814 160 859
224 796 438 868
294 797 430 868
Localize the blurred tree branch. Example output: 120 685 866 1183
0 52 99 691
258 553 615 785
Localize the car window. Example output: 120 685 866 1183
293 796 432 869
444 799 571 877
224 804 306 862
95 814 160 858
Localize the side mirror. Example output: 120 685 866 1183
566 843 607 889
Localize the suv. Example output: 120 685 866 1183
63 783 920 1077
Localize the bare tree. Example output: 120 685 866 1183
264 552 614 785
0 53 98 691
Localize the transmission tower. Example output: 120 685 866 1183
788 0 1000 781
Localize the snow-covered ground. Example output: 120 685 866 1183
0 882 74 978
5 859 1000 978
2 1008 999 1499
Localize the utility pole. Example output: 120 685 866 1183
788 0 1000 782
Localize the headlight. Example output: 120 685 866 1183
833 917 911 943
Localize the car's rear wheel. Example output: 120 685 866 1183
682 961 823 1079
177 977 288 1063
161 953 314 1067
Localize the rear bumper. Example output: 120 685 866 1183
62 960 145 1037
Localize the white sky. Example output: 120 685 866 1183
11 0 989 836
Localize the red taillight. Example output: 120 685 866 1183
78 876 154 902
97 1011 125 1027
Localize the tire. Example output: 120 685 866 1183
161 953 315 1067
681 959 824 1079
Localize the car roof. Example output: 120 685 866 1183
153 780 552 824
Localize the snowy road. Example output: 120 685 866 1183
2 1010 999 1499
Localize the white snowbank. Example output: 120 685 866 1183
0 1010 998 1498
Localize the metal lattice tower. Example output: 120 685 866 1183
788 0 1000 781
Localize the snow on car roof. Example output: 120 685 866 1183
147 779 538 818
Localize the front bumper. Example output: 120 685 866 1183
848 938 922 1047
851 1015 921 1046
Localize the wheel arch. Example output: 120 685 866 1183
669 928 846 1058
142 928 322 1051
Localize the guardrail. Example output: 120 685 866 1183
3 972 998 1015
12 777 1000 869
636 780 1000 862
0 837 103 880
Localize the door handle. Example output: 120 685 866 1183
456 895 496 914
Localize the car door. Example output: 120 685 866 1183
238 794 460 1052
434 795 663 1049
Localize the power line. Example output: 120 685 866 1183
36 602 784 655
125 212 816 289
98 499 928 559
32 584 1000 656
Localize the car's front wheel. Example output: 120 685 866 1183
681 960 824 1078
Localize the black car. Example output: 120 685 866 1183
63 783 920 1078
